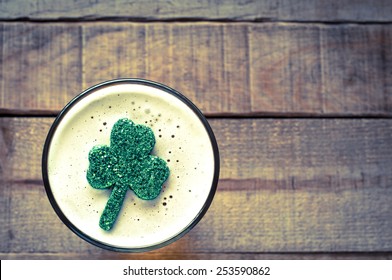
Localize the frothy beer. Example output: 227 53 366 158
42 79 219 251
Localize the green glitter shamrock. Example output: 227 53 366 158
86 118 170 231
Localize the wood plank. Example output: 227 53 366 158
2 118 392 184
2 252 392 260
1 181 392 255
1 22 391 116
250 24 392 115
0 23 83 111
0 0 391 22
81 23 252 114
1 117 392 253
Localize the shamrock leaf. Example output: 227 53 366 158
87 118 169 231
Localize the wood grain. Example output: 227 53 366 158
1 178 392 256
2 252 392 260
0 0 391 22
2 118 392 184
1 117 391 257
1 22 391 116
0 23 82 111
250 24 392 115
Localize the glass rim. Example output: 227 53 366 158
42 78 220 252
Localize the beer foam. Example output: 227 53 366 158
46 81 218 250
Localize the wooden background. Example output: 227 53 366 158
1 0 392 259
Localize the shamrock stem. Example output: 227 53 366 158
99 184 128 231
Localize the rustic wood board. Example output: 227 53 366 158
1 22 391 116
2 118 392 184
1 174 392 256
1 0 391 262
1 117 391 258
2 252 392 260
0 0 391 22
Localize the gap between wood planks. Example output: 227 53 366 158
1 108 392 119
1 17 392 25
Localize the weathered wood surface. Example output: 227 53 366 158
1 0 392 261
2 252 392 260
0 0 392 22
1 118 392 259
1 22 391 116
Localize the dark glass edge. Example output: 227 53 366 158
41 78 220 253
